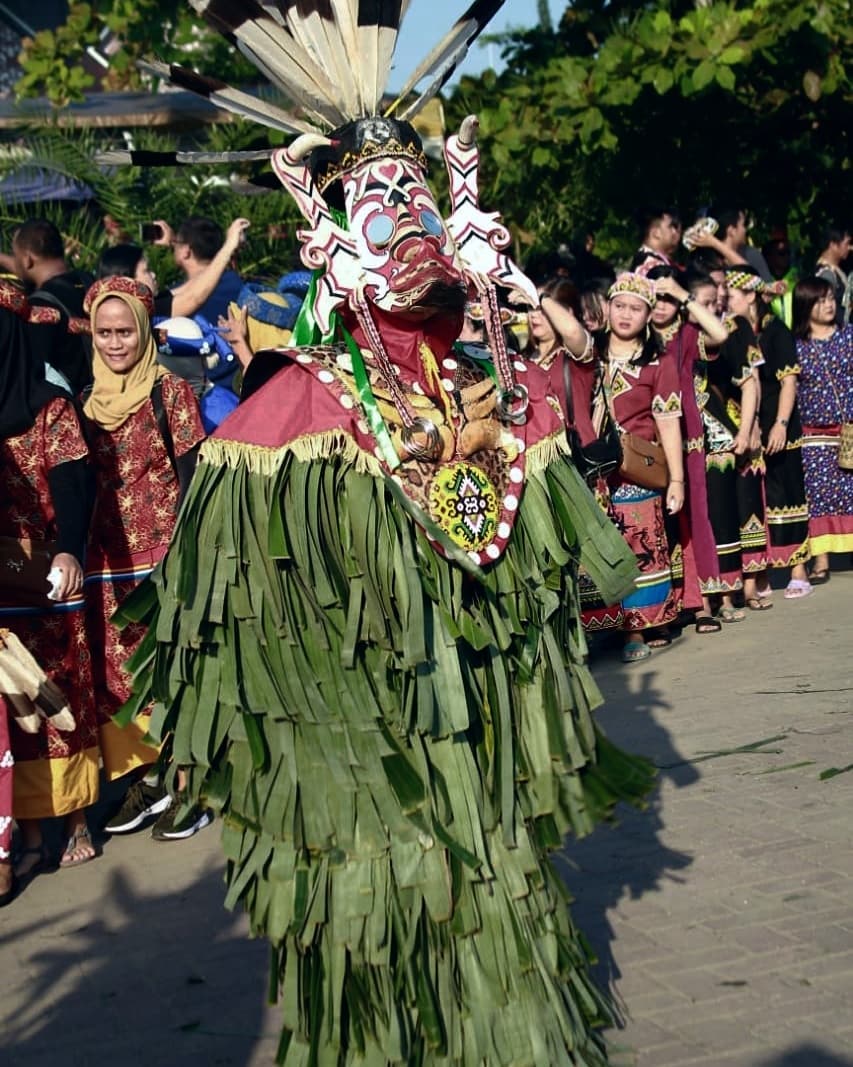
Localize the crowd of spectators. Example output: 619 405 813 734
0 207 850 907
525 208 852 662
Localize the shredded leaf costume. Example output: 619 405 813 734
117 335 652 1064
115 3 654 1061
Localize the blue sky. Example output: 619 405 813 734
387 0 555 90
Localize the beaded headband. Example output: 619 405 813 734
608 272 657 308
725 269 766 294
83 276 155 318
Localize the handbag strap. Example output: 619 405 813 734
812 337 850 422
600 360 625 434
563 354 617 439
150 380 178 475
560 351 576 431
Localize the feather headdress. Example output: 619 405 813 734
148 0 507 135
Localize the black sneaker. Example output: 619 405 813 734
151 795 212 841
104 781 171 834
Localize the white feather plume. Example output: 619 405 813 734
146 2 506 133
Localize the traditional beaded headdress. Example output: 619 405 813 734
608 272 657 308
725 268 766 293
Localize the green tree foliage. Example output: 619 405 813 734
17 1 254 106
14 0 852 266
446 0 852 261
0 122 304 285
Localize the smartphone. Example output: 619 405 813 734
140 222 164 243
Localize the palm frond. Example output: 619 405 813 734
0 126 135 222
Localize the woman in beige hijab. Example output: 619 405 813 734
82 278 208 842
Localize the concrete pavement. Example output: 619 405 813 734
2 568 852 1066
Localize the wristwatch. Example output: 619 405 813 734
776 417 789 427
680 294 696 309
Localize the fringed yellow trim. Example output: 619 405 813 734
201 427 570 481
200 431 382 477
527 430 570 474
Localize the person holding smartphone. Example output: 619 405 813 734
96 217 250 321
162 216 246 323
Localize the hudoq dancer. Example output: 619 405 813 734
117 2 655 1062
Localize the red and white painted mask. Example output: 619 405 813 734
342 157 465 313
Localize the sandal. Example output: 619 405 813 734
646 629 672 649
14 843 52 882
715 606 745 624
695 615 722 634
59 824 96 869
621 641 651 663
809 569 830 585
783 579 813 600
746 596 773 611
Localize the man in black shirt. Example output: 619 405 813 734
10 219 93 392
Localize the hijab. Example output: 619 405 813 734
83 278 165 431
0 280 68 439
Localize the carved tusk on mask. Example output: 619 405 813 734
457 115 479 148
282 133 333 165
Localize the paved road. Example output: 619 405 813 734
2 570 852 1066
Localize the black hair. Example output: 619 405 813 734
12 218 65 259
688 248 726 273
523 275 582 358
684 268 718 295
174 216 224 263
578 282 609 331
524 249 574 287
819 225 851 251
791 275 833 340
595 291 661 367
637 207 681 241
715 207 745 237
595 326 661 368
97 243 144 279
645 263 687 287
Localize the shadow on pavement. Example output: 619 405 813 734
556 645 698 1024
3 640 701 1066
1 857 275 1067
759 1047 853 1066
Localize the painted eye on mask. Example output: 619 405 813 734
419 210 444 237
365 213 395 248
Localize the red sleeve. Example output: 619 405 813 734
162 374 206 458
568 359 598 446
41 396 88 471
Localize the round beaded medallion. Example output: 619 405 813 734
428 462 500 551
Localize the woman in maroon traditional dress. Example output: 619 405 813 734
646 265 733 630
81 278 206 840
0 281 99 878
580 273 685 662
525 276 596 442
